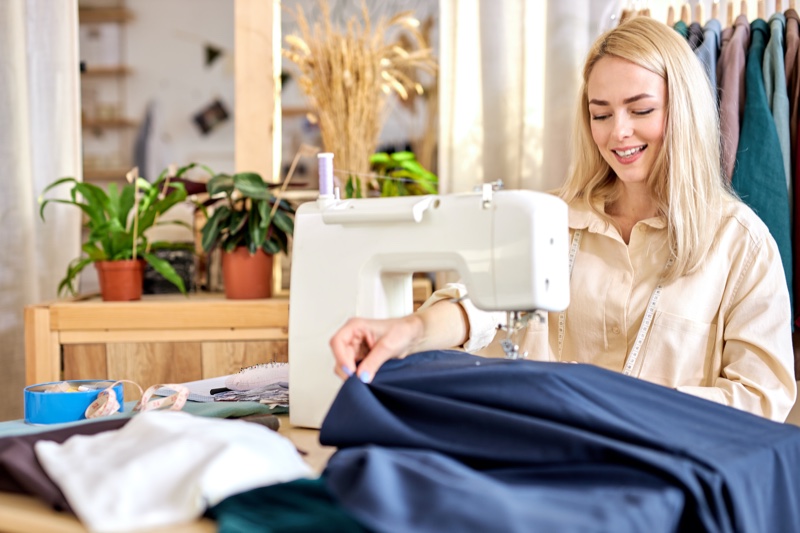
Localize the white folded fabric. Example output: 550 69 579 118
224 362 289 391
35 410 312 533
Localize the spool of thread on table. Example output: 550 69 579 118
318 153 334 197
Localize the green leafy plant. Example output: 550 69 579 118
345 151 438 198
199 172 295 256
39 168 196 297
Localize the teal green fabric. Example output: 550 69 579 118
764 13 792 190
673 20 689 40
207 478 367 533
732 19 793 312
0 401 279 438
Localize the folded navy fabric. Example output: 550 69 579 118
320 351 800 533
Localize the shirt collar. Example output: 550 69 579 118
568 199 667 234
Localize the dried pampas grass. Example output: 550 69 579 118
282 0 437 196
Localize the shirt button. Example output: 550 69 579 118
611 326 621 334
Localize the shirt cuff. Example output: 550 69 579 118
418 283 503 352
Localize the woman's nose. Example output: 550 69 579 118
613 117 633 140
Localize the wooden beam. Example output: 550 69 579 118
234 0 281 182
24 305 60 386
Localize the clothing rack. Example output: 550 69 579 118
617 0 800 349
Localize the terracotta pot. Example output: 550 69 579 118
222 247 274 299
95 259 145 302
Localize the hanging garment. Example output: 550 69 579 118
764 12 793 191
695 18 721 91
717 14 751 181
732 19 793 314
688 21 704 50
320 351 800 533
673 19 689 39
785 9 800 159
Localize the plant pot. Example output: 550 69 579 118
95 259 145 302
222 247 274 299
143 247 196 295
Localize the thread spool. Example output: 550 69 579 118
318 153 334 197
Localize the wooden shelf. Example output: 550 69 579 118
78 7 133 24
83 167 132 181
82 118 138 129
81 66 130 77
282 106 312 118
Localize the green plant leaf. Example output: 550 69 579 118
389 151 416 162
142 252 187 295
248 205 267 253
369 152 392 165
137 182 188 232
234 172 271 200
262 240 281 254
200 205 230 252
398 160 425 175
82 242 106 261
57 257 93 297
207 173 235 197
272 210 294 235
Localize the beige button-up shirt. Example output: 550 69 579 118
424 199 796 421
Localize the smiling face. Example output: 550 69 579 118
587 56 667 190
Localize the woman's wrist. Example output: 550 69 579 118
404 313 427 355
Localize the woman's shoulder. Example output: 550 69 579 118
716 199 782 260
719 198 773 245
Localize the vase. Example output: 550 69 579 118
222 247 274 299
95 259 145 301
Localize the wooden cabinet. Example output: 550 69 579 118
24 294 288 399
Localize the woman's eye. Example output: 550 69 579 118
632 109 654 116
591 114 609 121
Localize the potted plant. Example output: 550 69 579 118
199 171 295 299
39 169 191 301
345 150 438 198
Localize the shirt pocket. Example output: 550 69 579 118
638 311 717 387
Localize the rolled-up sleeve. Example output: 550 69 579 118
417 283 505 352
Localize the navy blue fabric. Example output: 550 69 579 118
320 351 800 533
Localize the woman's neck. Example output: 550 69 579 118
605 184 659 243
606 184 658 220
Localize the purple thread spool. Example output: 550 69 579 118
318 153 334 196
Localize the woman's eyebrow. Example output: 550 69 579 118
588 93 656 106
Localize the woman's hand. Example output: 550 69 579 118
329 315 425 384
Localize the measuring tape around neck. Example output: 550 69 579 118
557 229 674 376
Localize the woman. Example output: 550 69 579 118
330 16 797 421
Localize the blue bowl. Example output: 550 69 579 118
24 380 125 425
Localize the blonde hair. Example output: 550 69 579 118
558 16 733 282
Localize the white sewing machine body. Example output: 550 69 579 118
288 189 570 428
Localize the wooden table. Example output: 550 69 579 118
24 294 290 399
0 415 335 533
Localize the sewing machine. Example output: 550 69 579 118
288 185 570 428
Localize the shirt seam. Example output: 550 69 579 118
724 233 762 317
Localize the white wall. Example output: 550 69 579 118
124 0 236 177
119 0 438 180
